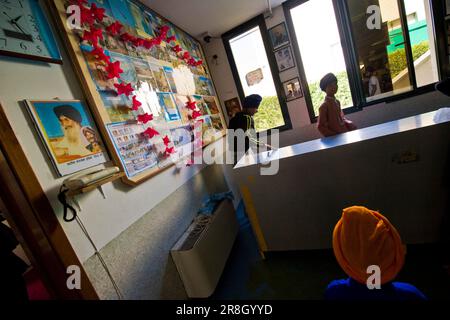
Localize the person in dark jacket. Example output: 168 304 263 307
228 94 263 164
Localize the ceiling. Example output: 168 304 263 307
141 0 286 39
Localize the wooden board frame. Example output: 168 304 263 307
49 0 227 186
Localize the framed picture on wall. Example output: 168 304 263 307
268 22 290 50
274 46 295 72
224 97 242 118
282 77 303 101
25 100 108 176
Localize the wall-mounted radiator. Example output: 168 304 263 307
171 199 239 298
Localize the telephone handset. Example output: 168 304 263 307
63 166 120 190
59 166 120 222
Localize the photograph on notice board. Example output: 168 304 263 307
275 46 295 72
110 52 138 85
109 0 135 27
170 125 194 160
211 114 224 132
158 93 181 121
150 63 171 92
204 96 221 115
268 22 290 50
107 122 158 177
25 100 108 176
83 46 115 91
163 66 178 93
192 95 208 116
174 94 191 124
194 76 215 96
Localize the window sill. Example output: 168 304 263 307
310 82 438 123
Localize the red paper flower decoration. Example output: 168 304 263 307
106 21 123 36
162 135 171 146
80 6 95 26
137 113 153 124
143 39 155 49
153 37 162 45
82 28 103 45
143 127 159 139
182 51 190 60
71 0 88 7
114 83 134 96
131 96 142 111
90 3 105 22
132 37 144 47
191 110 202 119
186 101 196 110
164 146 175 156
187 57 196 66
90 46 110 63
159 25 170 34
120 33 135 43
172 45 182 53
195 60 203 66
106 61 123 79
166 35 176 43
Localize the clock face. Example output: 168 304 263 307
0 0 51 59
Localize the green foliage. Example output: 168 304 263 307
308 71 352 116
253 96 285 132
388 41 429 78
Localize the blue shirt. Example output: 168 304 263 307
325 278 427 300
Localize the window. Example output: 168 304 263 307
289 0 353 117
285 0 441 121
223 16 291 132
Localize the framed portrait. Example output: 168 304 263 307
25 100 108 176
268 22 290 50
274 46 295 72
283 77 303 101
224 97 242 118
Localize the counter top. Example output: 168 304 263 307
235 109 450 169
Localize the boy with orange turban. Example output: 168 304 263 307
326 206 426 300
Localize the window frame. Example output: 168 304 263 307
222 15 292 132
284 0 444 123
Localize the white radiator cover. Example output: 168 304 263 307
171 199 239 298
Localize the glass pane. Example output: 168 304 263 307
290 0 353 117
347 0 413 102
229 27 285 132
403 0 439 87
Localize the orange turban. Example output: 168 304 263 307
332 206 406 285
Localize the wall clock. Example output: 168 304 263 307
0 0 62 64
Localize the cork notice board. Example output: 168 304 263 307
51 0 226 185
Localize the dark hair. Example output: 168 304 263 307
242 94 263 108
319 73 337 92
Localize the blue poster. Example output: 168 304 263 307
109 0 135 27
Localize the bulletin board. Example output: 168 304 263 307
50 0 226 185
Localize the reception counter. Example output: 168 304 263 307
233 110 450 253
